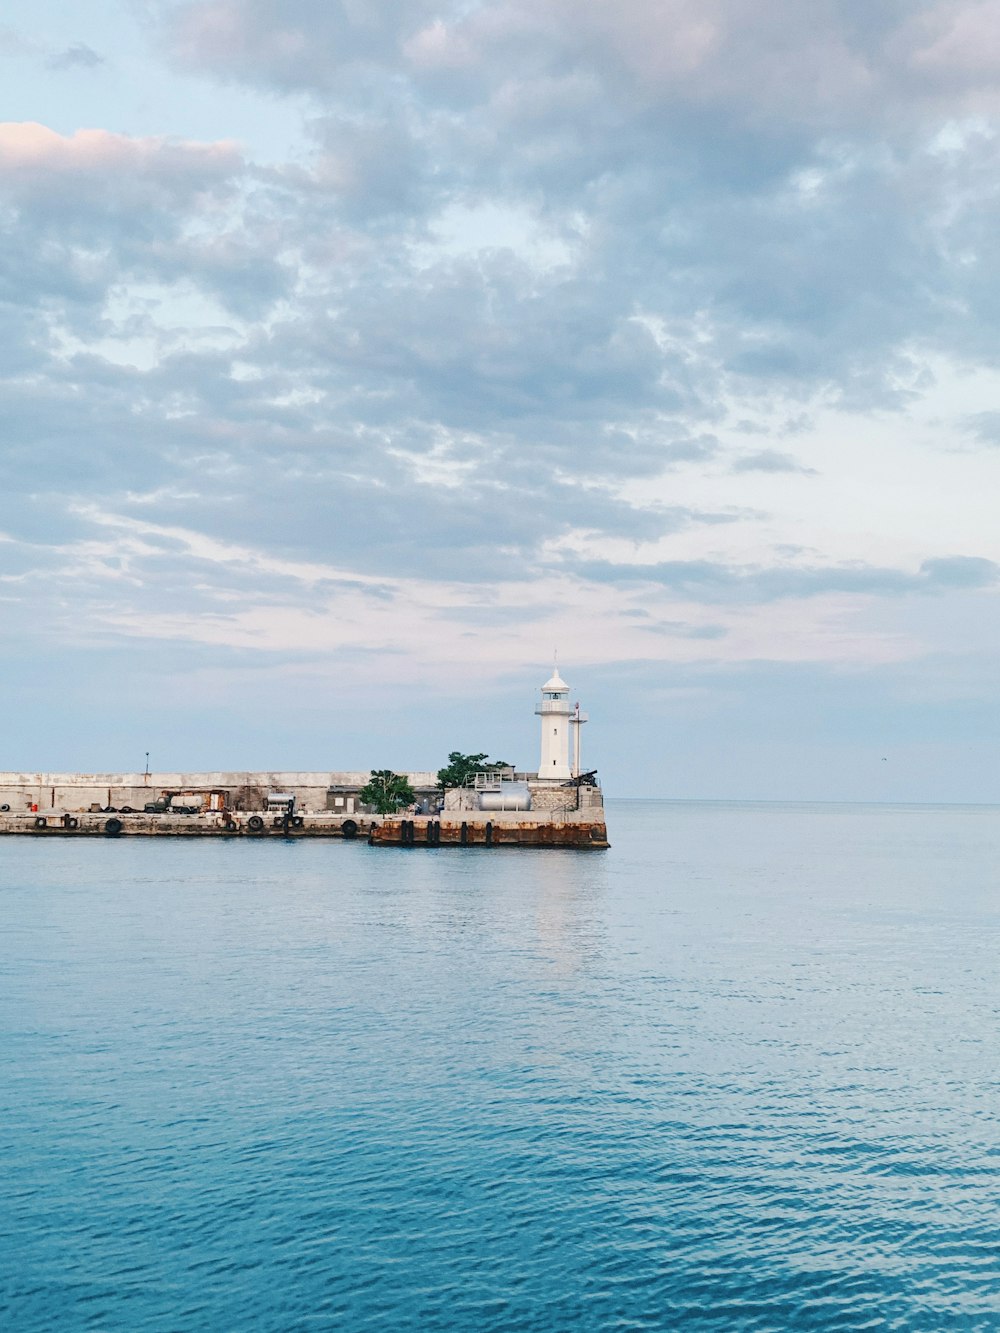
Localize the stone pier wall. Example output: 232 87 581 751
0 772 438 814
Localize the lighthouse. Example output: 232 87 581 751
535 666 573 779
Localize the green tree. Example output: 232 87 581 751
359 769 416 814
436 751 511 791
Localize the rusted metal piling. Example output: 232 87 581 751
368 815 609 849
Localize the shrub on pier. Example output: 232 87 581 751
359 770 415 814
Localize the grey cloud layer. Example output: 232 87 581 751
2 2 999 661
145 0 1000 402
570 555 1000 603
46 44 105 70
155 1 1000 116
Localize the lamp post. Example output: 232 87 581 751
570 701 588 777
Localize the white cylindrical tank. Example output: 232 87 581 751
477 782 532 811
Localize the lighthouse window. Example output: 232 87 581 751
553 727 557 734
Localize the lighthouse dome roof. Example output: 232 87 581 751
542 669 569 692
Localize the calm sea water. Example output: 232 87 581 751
2 801 999 1331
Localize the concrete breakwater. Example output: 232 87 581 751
0 771 608 849
369 812 609 849
0 809 371 838
0 771 439 818
0 808 609 848
0 668 611 849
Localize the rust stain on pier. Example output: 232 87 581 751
369 816 610 850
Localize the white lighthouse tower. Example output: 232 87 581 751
535 666 573 779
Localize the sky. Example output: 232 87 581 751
3 0 1000 800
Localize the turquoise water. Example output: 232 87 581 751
2 800 999 1331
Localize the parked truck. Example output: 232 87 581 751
144 793 203 815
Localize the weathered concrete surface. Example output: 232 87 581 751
0 811 373 838
369 813 610 849
0 808 609 847
0 772 439 815
444 781 605 813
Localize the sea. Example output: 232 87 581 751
2 800 999 1331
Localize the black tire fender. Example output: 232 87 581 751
292 815 304 828
341 819 358 839
248 815 265 832
120 806 134 814
104 818 123 835
0 804 9 812
34 816 47 829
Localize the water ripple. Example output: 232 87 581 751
2 803 1000 1330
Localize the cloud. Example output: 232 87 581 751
918 555 1000 588
907 2 1000 85
570 555 1000 603
0 121 240 199
47 43 105 70
0 27 37 57
134 1 1000 421
150 2 915 116
148 1 1000 154
0 122 294 323
160 0 438 91
731 449 818 474
962 411 1000 445
636 619 730 639
1 2 999 752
